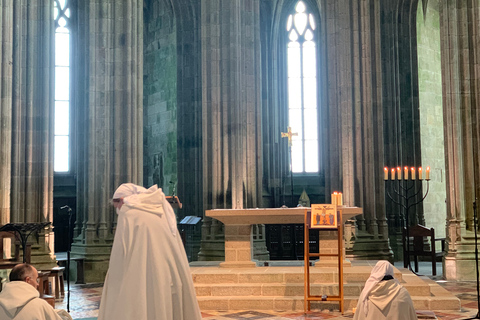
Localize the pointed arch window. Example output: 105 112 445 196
286 1 319 173
54 0 71 172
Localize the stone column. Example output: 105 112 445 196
440 0 480 280
72 0 144 282
6 0 56 269
0 0 13 227
325 0 392 260
198 0 268 261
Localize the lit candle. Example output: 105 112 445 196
426 166 430 180
384 167 388 180
404 166 409 180
411 167 416 180
338 192 343 206
418 167 423 180
332 192 338 205
391 168 395 180
397 167 402 180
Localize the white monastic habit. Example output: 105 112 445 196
353 261 417 320
98 184 202 320
0 281 62 320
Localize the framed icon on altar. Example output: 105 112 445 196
310 204 338 229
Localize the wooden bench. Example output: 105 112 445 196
56 256 85 284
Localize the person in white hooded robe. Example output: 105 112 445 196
98 183 202 320
0 263 71 320
353 260 417 320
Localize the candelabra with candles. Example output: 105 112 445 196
384 166 431 273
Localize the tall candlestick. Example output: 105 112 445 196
426 166 430 180
397 167 401 180
404 166 409 180
391 168 395 180
411 167 416 180
418 167 423 180
384 167 388 180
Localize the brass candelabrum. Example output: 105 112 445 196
384 166 430 273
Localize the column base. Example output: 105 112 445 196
197 239 225 261
70 243 113 283
444 234 479 280
345 231 393 261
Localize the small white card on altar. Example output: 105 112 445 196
310 204 338 229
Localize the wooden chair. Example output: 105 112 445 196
403 224 445 275
38 270 55 308
47 266 65 300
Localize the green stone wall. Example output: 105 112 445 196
417 0 447 241
143 1 177 195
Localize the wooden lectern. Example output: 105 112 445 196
304 205 344 314
166 196 182 209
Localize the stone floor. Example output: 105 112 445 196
56 262 480 320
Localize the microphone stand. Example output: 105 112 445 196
60 205 73 313
465 200 480 319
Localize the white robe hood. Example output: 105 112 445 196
0 281 39 317
353 261 417 320
358 260 397 316
98 183 202 320
0 281 62 320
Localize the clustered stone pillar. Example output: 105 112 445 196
72 0 144 282
324 0 391 260
198 0 268 261
0 0 14 228
0 0 57 269
440 0 480 280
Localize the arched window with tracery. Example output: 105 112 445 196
286 1 319 173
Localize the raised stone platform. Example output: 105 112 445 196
190 261 460 312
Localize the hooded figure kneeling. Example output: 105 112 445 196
353 260 417 320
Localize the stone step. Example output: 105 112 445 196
191 266 403 285
195 282 431 297
197 295 460 312
191 264 460 312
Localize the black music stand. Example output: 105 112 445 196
0 222 51 263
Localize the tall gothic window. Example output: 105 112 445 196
54 0 71 172
286 1 319 173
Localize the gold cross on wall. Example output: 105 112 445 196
281 127 298 147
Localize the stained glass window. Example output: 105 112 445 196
286 1 319 173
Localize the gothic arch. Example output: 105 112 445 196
261 0 327 208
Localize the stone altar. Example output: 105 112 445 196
206 206 363 268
